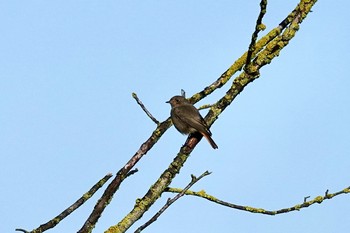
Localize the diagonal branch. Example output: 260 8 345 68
134 171 211 233
165 186 350 215
16 173 113 233
190 0 315 105
205 0 317 127
106 142 196 233
77 119 172 233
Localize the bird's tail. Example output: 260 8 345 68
203 133 218 149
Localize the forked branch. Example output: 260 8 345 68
134 171 211 233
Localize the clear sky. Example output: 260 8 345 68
1 1 349 233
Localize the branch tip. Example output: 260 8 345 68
204 170 212 175
303 196 311 203
132 92 160 125
245 0 268 69
181 89 186 97
126 168 139 177
324 189 329 198
15 229 29 233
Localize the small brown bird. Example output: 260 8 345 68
166 95 218 149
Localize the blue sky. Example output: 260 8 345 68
1 1 349 232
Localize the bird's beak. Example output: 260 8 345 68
166 100 170 103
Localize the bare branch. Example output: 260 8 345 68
106 142 196 232
191 0 316 105
245 0 267 69
78 118 172 232
17 173 113 233
134 171 211 233
132 92 160 125
165 186 350 215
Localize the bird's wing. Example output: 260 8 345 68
173 106 212 136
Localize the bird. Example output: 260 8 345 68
166 95 218 149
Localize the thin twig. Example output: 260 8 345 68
324 189 329 197
165 186 350 215
181 89 186 97
303 196 311 203
15 229 29 233
17 173 113 233
134 171 211 233
132 92 160 125
245 0 267 69
126 168 139 178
